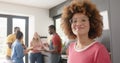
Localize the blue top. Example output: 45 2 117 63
11 39 24 63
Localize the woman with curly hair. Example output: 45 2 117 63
61 0 111 63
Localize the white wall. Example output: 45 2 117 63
0 2 53 42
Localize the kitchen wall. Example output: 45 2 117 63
0 2 53 42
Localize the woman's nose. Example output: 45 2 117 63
76 20 82 25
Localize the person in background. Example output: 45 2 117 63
29 32 44 63
6 27 26 63
44 25 62 63
11 31 28 63
61 0 111 63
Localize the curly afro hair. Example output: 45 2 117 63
61 0 103 39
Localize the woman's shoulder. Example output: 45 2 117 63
13 40 22 46
92 41 107 50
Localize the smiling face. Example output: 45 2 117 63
71 13 90 36
48 28 54 35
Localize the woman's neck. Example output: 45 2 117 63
17 39 22 42
76 36 94 49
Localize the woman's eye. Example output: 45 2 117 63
72 20 77 23
82 19 86 22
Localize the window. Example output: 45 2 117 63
0 14 29 63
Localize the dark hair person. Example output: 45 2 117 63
6 27 22 63
61 0 111 63
11 31 28 63
44 25 62 63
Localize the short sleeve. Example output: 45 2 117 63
52 36 61 46
6 34 14 43
95 46 111 63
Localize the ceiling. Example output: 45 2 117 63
0 0 67 9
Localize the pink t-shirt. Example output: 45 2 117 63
30 41 42 53
67 42 111 63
